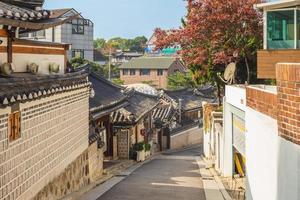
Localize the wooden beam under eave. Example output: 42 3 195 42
7 32 13 63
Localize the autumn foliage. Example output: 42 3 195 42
154 0 263 83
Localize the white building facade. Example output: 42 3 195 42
20 9 94 61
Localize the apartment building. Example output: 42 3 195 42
20 8 94 61
119 57 186 89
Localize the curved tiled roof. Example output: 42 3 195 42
0 1 50 21
0 71 90 108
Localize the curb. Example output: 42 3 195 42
200 155 232 200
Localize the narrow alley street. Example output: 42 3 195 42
96 147 206 200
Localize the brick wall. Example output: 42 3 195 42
120 69 168 89
246 86 278 119
276 63 300 145
0 87 90 200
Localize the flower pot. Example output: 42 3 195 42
137 150 145 162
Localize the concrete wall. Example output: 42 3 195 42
0 88 90 200
61 23 94 61
170 127 203 150
222 86 246 177
245 108 279 200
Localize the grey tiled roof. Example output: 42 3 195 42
0 71 89 108
119 57 179 69
164 87 217 111
0 1 50 21
89 72 128 118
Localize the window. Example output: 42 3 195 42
123 69 129 75
72 49 84 59
140 69 150 76
157 69 163 76
130 69 136 75
8 111 21 142
32 30 46 38
72 19 85 34
267 10 295 49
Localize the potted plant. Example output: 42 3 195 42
133 142 145 162
49 63 60 74
145 143 151 158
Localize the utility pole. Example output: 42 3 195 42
108 47 111 81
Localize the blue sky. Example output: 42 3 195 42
44 0 187 40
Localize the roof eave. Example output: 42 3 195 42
255 0 300 10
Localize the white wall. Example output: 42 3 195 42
245 108 278 200
222 86 246 177
12 53 65 74
246 107 300 200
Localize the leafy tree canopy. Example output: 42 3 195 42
167 71 195 90
94 36 148 53
154 0 263 84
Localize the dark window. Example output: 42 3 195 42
140 69 150 76
8 111 21 142
72 49 84 58
72 19 85 34
130 69 136 75
157 69 163 76
123 69 129 75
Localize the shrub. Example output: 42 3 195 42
133 142 144 152
145 143 151 151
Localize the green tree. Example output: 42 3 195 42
167 71 195 90
112 78 124 85
94 38 106 49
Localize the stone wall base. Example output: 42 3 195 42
33 142 103 200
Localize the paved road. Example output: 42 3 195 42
97 147 206 200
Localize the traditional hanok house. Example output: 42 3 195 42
151 97 178 151
88 71 128 159
111 89 159 159
217 1 300 199
164 86 217 124
0 1 95 200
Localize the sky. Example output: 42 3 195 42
44 0 187 40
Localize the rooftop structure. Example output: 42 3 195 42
256 0 300 78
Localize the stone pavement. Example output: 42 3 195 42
79 146 231 200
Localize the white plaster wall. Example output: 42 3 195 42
170 127 203 150
222 86 246 177
277 137 300 200
12 53 65 74
245 108 278 200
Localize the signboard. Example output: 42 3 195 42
232 115 246 157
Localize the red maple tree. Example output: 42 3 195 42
155 0 263 84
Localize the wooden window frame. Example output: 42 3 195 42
8 111 21 142
157 69 163 76
140 69 150 76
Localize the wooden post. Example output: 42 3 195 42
7 32 13 63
